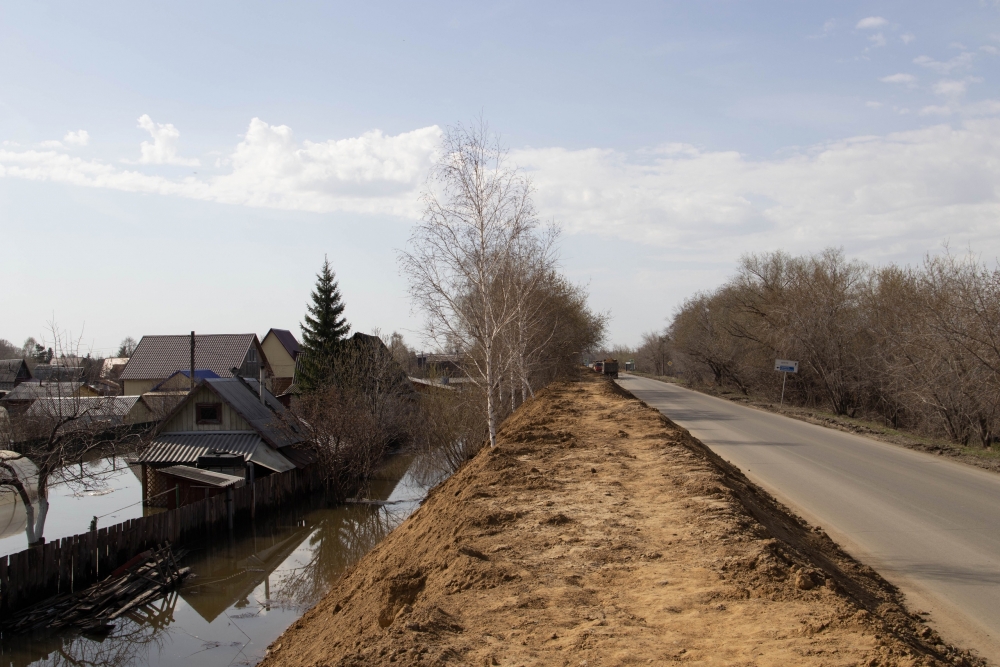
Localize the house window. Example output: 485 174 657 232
196 403 222 424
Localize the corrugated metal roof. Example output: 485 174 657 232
137 432 295 473
137 432 263 464
1 382 85 401
266 329 301 360
25 396 142 420
120 334 256 381
158 465 245 488
205 378 302 448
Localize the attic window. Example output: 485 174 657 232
196 403 222 424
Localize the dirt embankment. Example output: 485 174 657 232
261 373 984 667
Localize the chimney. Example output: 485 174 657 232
190 331 195 391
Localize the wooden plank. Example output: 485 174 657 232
59 537 72 594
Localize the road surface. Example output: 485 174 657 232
619 374 1000 661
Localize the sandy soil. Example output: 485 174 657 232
260 373 984 667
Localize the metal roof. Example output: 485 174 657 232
25 396 143 421
158 465 245 488
120 334 257 381
204 377 302 448
150 369 220 392
137 432 295 473
1 382 85 402
266 329 301 360
0 359 30 387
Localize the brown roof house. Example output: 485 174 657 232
119 334 271 396
134 375 308 508
260 329 301 396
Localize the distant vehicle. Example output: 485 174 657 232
603 359 619 379
594 361 604 373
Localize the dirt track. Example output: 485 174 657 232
260 373 983 667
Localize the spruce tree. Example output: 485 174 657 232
298 256 350 392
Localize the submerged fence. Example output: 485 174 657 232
0 466 323 619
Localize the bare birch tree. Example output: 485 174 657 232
400 120 540 448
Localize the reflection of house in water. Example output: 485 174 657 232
179 524 313 622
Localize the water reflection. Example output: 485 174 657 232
1 450 440 667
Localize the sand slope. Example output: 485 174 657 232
260 374 983 667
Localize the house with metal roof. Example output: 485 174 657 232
135 376 308 507
24 395 154 427
0 381 100 414
141 369 221 420
119 334 271 396
261 328 301 396
0 359 31 397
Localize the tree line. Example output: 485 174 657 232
633 248 1000 449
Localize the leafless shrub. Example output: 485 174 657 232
661 247 1000 448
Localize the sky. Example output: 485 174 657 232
2 1 1000 354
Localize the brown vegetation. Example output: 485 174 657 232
259 372 978 667
642 248 1000 451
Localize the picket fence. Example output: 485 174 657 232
0 466 323 619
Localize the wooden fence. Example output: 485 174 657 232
0 466 323 619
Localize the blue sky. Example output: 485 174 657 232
2 1 999 354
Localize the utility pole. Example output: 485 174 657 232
190 331 196 391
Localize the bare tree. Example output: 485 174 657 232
400 120 540 448
0 322 145 545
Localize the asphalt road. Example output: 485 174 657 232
618 374 1000 661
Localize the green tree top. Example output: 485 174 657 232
299 256 350 391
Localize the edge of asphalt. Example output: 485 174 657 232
616 372 1000 664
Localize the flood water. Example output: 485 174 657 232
0 457 145 557
1 452 448 667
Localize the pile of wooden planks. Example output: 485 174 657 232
1 543 189 635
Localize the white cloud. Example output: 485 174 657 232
880 73 917 85
933 79 968 97
125 115 200 167
901 34 916 44
919 105 953 116
39 140 64 149
982 45 999 55
510 119 1000 260
964 99 1000 116
914 52 973 73
866 101 883 109
856 16 888 29
63 130 89 147
5 117 1000 265
868 32 887 48
1 119 441 217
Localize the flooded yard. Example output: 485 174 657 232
0 457 144 558
1 451 447 667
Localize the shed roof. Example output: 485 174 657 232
25 396 144 421
1 382 85 402
120 334 258 381
266 329 301 360
0 359 30 388
137 432 295 472
158 465 245 488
